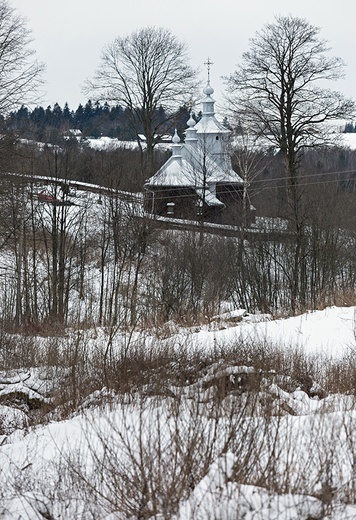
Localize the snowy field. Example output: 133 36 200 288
189 305 356 359
0 306 355 519
339 132 356 150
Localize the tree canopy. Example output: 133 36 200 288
225 15 355 180
0 0 45 113
84 26 199 175
225 15 355 312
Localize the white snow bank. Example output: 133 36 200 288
184 306 356 359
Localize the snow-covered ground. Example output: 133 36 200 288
0 306 355 519
83 136 139 150
339 132 356 150
187 305 356 359
84 136 170 152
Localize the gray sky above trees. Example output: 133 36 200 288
10 0 356 110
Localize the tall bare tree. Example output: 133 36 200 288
84 26 198 176
0 0 45 113
225 15 355 312
225 15 354 195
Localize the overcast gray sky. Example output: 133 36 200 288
10 0 356 111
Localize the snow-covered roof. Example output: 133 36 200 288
195 188 225 207
145 148 243 189
183 144 243 185
67 129 82 136
194 116 230 135
145 156 195 188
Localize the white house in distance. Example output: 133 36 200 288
144 74 249 224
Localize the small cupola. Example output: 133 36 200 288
185 111 198 144
171 128 182 162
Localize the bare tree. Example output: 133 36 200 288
225 15 354 196
0 0 45 113
84 26 198 176
225 15 355 312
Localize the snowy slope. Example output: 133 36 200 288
163 306 356 359
0 306 355 519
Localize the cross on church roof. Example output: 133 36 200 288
204 58 214 82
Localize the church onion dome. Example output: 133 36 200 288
185 111 198 143
201 81 216 117
171 128 182 158
203 81 214 96
187 111 196 127
172 128 180 144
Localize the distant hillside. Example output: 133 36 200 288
2 101 191 144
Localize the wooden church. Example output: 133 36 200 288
144 74 248 225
